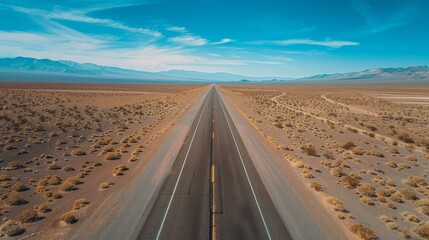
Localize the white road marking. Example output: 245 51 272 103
216 89 273 240
155 88 212 240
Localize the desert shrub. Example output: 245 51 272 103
398 163 410 169
379 215 393 222
0 220 25 237
367 150 384 158
72 149 87 156
293 161 304 168
322 151 334 159
347 127 359 133
99 182 110 190
390 193 403 203
325 196 345 212
39 175 62 186
385 162 397 168
349 224 377 240
0 181 12 188
47 163 61 170
399 188 418 200
358 184 376 197
342 175 360 189
412 222 429 239
5 161 24 170
36 203 51 213
98 138 113 145
416 199 429 206
273 122 283 129
56 140 67 145
72 199 90 210
406 155 417 162
309 181 322 191
304 145 317 156
0 175 11 181
62 165 75 171
92 161 102 167
61 212 77 224
4 193 28 206
65 176 82 185
399 133 415 143
360 196 374 205
376 188 391 197
342 141 356 150
11 182 28 192
129 156 137 162
403 211 420 222
18 209 39 223
104 152 121 160
102 146 114 153
367 125 377 131
113 165 128 176
420 206 429 216
58 181 76 191
387 203 396 209
330 167 342 177
386 222 398 230
403 176 427 187
352 147 365 155
302 171 314 178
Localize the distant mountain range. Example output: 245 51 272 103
0 57 285 83
301 66 429 83
0 56 428 84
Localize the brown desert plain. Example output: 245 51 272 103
218 84 429 240
1 82 429 240
0 82 208 239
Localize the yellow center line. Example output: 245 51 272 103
211 164 216 240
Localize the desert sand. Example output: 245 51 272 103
220 84 429 240
0 82 207 239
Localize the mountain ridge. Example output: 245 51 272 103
0 57 284 82
0 56 428 83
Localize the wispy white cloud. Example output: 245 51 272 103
168 35 208 46
166 26 188 33
168 35 234 47
249 39 359 48
212 38 234 45
351 0 417 34
2 4 162 37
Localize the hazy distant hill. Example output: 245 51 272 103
0 57 284 82
1 57 427 84
301 66 429 83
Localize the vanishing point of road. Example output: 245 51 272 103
138 86 291 240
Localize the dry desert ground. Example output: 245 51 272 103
220 84 429 240
0 83 207 239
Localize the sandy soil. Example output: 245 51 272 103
0 83 208 239
220 85 429 240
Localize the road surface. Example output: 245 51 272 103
138 86 291 240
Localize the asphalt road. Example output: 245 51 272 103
138 86 291 240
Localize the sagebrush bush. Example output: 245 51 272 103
304 145 317 156
349 224 377 240
18 209 39 223
72 199 90 210
342 175 360 189
11 182 28 192
61 212 77 224
358 184 376 197
0 220 25 237
104 152 121 160
309 181 322 191
4 193 28 206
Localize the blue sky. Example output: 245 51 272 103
0 0 428 77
